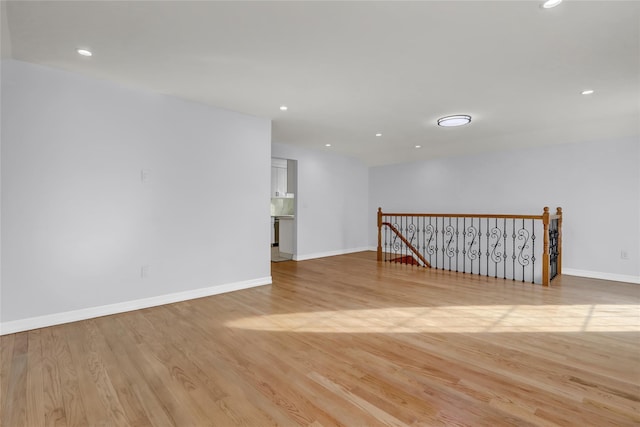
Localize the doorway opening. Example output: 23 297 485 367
271 157 297 262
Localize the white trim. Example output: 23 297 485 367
293 247 372 261
562 269 640 284
0 276 272 335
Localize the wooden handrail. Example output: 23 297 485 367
381 212 544 220
381 222 432 268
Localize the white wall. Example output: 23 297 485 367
272 143 369 259
1 60 272 330
370 137 640 281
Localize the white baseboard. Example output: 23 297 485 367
562 269 640 284
294 247 372 261
0 276 272 336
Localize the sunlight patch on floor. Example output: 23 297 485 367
225 304 640 333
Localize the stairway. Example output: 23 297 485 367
389 255 420 265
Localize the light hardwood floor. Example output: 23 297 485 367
2 251 639 426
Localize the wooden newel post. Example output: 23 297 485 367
377 207 383 262
542 206 550 286
556 207 563 276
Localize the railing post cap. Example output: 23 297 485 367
556 207 562 214
543 206 549 213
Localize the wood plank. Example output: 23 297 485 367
0 333 16 426
4 332 29 427
26 329 45 427
39 328 67 427
50 326 89 427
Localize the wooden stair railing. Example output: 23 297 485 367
382 222 432 268
377 207 562 286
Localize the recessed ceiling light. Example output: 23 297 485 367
437 115 472 127
581 90 594 95
76 48 92 57
375 133 382 137
325 144 331 147
415 145 422 149
542 0 562 8
280 105 288 111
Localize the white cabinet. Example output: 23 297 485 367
271 158 288 197
270 167 278 197
275 167 287 196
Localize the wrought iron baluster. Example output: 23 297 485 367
406 216 410 264
503 218 507 279
439 217 443 269
444 217 453 271
393 216 399 262
485 218 490 277
382 215 385 262
386 216 389 262
531 219 536 284
401 216 404 262
388 215 391 263
401 216 405 263
399 216 403 262
410 216 417 267
467 218 478 274
455 217 460 272
383 215 387 262
462 218 467 273
388 216 391 262
444 217 448 270
517 218 531 282
478 218 482 276
405 216 408 266
421 216 425 267
416 216 420 267
490 218 499 279
407 216 411 263
512 218 516 281
522 219 526 282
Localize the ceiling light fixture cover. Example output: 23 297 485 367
581 90 594 95
76 48 92 57
280 105 288 111
542 0 562 8
437 115 472 127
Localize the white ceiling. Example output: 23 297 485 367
2 1 639 166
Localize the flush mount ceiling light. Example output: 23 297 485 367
415 145 422 149
279 105 288 111
76 48 92 57
581 89 595 95
437 115 472 127
542 0 562 8
325 143 331 147
375 133 382 137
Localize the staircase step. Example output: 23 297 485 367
390 255 420 265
